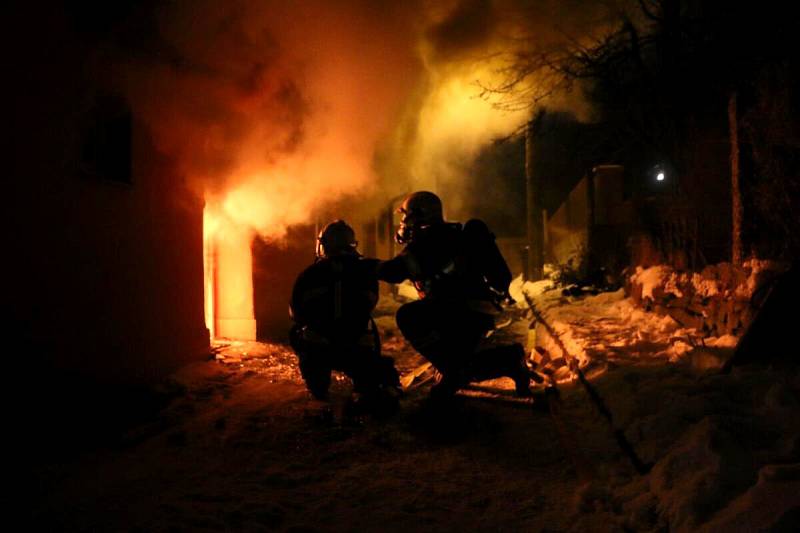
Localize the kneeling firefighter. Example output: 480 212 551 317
289 220 400 406
378 191 542 398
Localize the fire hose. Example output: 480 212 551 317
523 292 652 476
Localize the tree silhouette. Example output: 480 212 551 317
485 0 800 262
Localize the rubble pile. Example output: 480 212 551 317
212 340 303 382
626 260 786 337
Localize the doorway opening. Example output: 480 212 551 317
203 203 257 341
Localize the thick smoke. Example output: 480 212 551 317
376 0 623 221
119 0 421 239
114 0 620 236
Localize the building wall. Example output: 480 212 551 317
10 8 208 386
544 166 633 278
253 225 317 341
545 175 591 269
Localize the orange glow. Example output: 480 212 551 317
203 205 216 339
409 63 530 193
203 202 256 341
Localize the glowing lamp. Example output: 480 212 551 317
656 171 665 182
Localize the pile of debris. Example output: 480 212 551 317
211 340 303 382
626 260 786 337
515 268 800 530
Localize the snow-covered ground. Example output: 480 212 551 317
511 275 739 383
31 282 800 531
509 275 800 531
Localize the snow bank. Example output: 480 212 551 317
509 274 554 306
626 261 788 339
629 260 786 302
611 365 800 531
517 263 799 530
632 265 676 299
522 280 703 370
648 416 756 530
701 463 800 531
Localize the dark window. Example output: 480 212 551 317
80 92 132 184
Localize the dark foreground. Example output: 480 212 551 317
27 300 800 531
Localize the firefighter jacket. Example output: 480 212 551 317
290 254 380 345
378 219 511 304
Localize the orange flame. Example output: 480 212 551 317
203 201 256 341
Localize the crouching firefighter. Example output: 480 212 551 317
378 191 542 399
289 220 401 410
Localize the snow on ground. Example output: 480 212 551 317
516 275 736 379
627 259 787 301
539 289 695 365
513 276 800 531
30 295 620 532
30 284 800 531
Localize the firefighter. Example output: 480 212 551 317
378 191 542 398
289 220 400 410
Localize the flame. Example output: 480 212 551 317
116 1 618 340
119 0 420 246
203 201 256 340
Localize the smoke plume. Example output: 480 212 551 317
375 0 621 222
110 0 621 236
118 0 421 239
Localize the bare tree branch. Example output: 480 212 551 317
637 0 662 22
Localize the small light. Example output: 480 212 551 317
656 171 665 182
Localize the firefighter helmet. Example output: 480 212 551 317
395 191 444 244
316 219 358 258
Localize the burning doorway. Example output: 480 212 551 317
203 203 316 342
203 203 256 341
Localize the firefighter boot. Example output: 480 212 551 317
468 343 538 397
505 343 535 397
429 370 464 400
506 342 546 391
